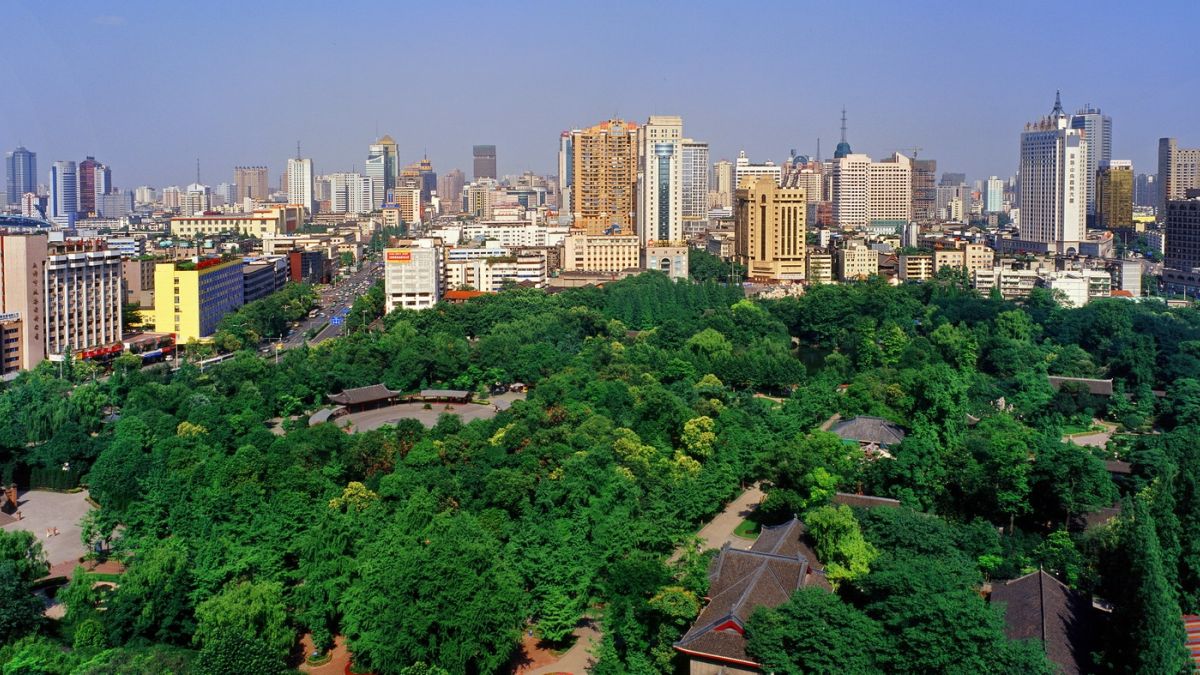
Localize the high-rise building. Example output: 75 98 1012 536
734 151 782 190
77 157 100 216
161 186 182 211
384 245 441 312
1165 199 1200 271
92 162 111 203
5 146 36 206
366 136 398 209
97 191 133 218
473 145 497 180
49 161 78 227
183 183 211 215
940 172 966 187
681 139 710 232
636 115 684 246
832 153 912 227
1070 105 1112 221
1017 93 1087 254
570 119 639 235
135 186 157 204
712 160 735 209
985 176 1004 213
437 169 465 214
1135 173 1157 208
234 166 269 202
558 131 577 217
1158 138 1200 218
734 174 807 281
328 173 375 214
287 157 314 213
417 157 437 204
833 107 852 159
1096 160 1133 230
154 258 246 342
912 159 937 223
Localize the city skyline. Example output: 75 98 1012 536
3 1 1197 188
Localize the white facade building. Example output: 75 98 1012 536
985 177 1004 213
733 151 782 190
383 244 441 312
49 161 77 227
1018 94 1087 254
1070 106 1111 219
637 115 684 247
328 173 375 214
681 139 710 227
287 158 314 214
832 153 912 227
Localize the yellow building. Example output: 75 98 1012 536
1097 160 1134 230
734 174 807 281
571 119 639 235
169 204 304 239
899 254 934 281
153 258 245 343
838 244 878 281
933 244 995 275
563 232 640 272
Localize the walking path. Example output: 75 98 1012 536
1 490 92 569
522 620 601 675
1063 419 1118 449
671 483 764 563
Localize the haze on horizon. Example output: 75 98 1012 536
3 0 1197 189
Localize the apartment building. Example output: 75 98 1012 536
563 232 640 273
933 244 995 275
169 204 304 239
837 245 879 281
898 254 934 282
734 175 807 282
153 258 246 342
384 245 441 312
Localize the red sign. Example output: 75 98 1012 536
386 250 412 263
196 257 224 271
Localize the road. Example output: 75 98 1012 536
265 259 383 354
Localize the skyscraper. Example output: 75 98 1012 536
1096 160 1133 230
328 173 375 214
985 176 1004 213
287 157 314 213
49 161 77 227
5 146 36 206
1158 138 1200 218
712 160 735 209
77 156 101 216
1165 198 1200 272
558 131 577 217
681 139 710 231
637 115 684 246
833 108 852 159
1018 93 1087 254
735 174 807 281
911 159 937 223
366 136 398 209
570 119 639 235
1135 173 1157 208
437 169 465 213
473 145 497 180
234 166 269 201
1070 105 1111 222
831 153 912 227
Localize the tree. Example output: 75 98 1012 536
106 538 196 645
0 561 44 645
196 628 282 675
536 587 580 644
746 588 885 674
803 505 879 587
193 581 292 670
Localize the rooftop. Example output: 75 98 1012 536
990 569 1097 675
829 416 907 447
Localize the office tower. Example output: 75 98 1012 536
832 153 911 227
437 169 465 214
734 174 807 281
713 160 735 209
833 107 852 159
183 184 211 214
636 115 684 246
93 162 111 206
1096 160 1133 229
49 161 78 227
327 173 374 214
154 258 245 342
734 151 782 190
558 131 579 217
384 245 441 312
366 136 398 208
213 182 236 206
417 157 437 204
940 172 966 187
287 157 314 213
1135 173 1157 208
234 166 269 201
5 146 36 206
1070 105 1111 221
77 157 101 215
1165 199 1200 271
1018 93 1087 254
134 186 156 204
96 191 133 218
681 139 709 232
473 145 497 180
43 242 124 358
985 176 1004 213
570 119 639 234
911 159 937 223
1158 138 1200 218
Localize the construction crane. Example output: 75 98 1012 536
901 147 923 160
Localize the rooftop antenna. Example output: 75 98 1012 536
1051 90 1064 117
840 107 848 144
816 138 821 163
195 158 200 184
296 141 302 160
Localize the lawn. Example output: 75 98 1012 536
733 518 760 540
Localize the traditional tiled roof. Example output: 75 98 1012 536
830 416 906 447
327 384 401 405
833 492 902 509
675 519 828 668
990 570 1097 675
1047 376 1114 396
419 389 472 399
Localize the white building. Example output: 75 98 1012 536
1070 105 1111 220
832 153 912 227
712 160 735 209
328 173 375 214
985 177 1004 213
287 158 314 214
461 221 569 248
734 151 781 190
637 115 684 247
44 247 124 358
1042 269 1111 307
183 183 211 215
49 161 77 227
681 139 710 231
1018 94 1087 254
384 244 441 312
444 252 548 292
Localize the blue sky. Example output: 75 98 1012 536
4 0 1198 189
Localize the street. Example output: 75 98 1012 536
271 259 383 352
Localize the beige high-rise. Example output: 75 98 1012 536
1158 138 1200 218
734 175 807 281
571 119 639 235
234 166 270 201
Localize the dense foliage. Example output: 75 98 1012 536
1 270 1198 673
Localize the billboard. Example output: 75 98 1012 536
385 249 412 264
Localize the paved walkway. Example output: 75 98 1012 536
523 619 601 675
671 483 763 564
1063 419 1118 449
1 490 92 569
338 392 527 433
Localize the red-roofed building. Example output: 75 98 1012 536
442 289 488 304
